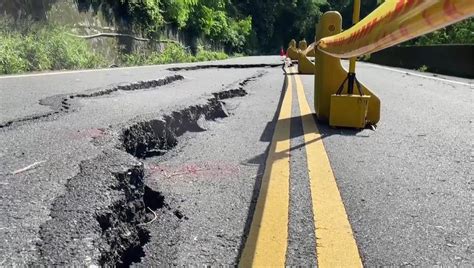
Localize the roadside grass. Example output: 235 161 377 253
0 23 229 75
417 65 429 72
119 45 228 67
0 24 104 74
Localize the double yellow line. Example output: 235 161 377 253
240 67 362 267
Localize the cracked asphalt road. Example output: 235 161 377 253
0 56 472 266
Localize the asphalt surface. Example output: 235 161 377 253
286 81 317 266
300 62 473 266
0 56 472 266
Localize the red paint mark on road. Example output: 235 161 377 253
68 128 106 140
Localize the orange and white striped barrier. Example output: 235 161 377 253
318 0 474 58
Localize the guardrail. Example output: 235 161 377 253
288 0 474 128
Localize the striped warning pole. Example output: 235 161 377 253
318 0 474 58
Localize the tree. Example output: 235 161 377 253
403 18 474 46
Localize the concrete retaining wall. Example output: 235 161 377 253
367 45 474 78
0 0 214 62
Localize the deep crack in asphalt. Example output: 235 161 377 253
0 74 184 129
167 63 282 72
34 71 266 266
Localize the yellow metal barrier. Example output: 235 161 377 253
330 94 370 128
298 40 308 51
291 0 473 128
296 39 314 74
287 39 299 60
297 39 316 74
298 50 316 74
297 51 316 74
327 0 373 128
314 11 380 126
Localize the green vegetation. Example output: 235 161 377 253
69 0 388 53
74 0 253 52
4 0 473 52
119 45 228 66
417 65 429 72
0 22 228 75
0 24 103 74
403 18 474 46
0 0 472 75
71 0 337 53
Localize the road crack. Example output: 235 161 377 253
0 74 184 129
167 63 282 71
122 71 265 158
33 71 266 266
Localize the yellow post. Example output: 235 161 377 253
348 0 361 74
289 39 296 47
287 39 299 60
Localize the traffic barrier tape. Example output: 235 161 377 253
317 0 474 58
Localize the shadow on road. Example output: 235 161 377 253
236 73 366 264
245 114 332 165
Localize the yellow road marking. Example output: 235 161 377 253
240 67 293 266
293 68 363 267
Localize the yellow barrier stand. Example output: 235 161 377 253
330 94 370 128
314 11 380 127
289 39 296 48
297 39 316 74
295 39 315 74
312 0 473 128
298 51 316 74
329 0 372 128
298 39 308 51
287 39 299 60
